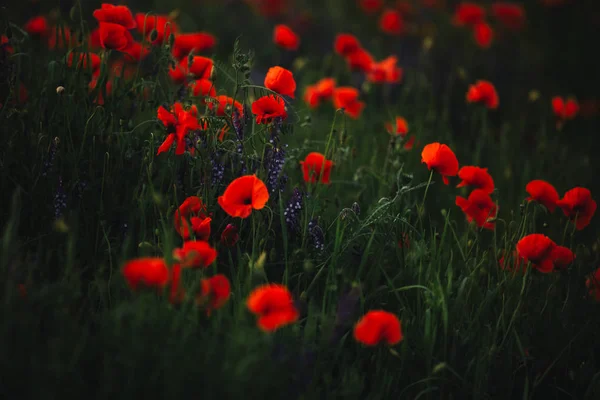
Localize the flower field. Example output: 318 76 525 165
1 0 600 398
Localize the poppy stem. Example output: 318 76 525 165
419 170 434 220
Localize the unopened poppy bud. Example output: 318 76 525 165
56 86 65 94
149 29 158 42
69 5 78 22
168 32 176 48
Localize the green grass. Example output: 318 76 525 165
1 0 600 398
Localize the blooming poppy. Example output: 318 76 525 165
220 224 240 247
169 56 214 84
264 66 296 98
48 25 77 50
550 246 575 270
334 33 361 57
556 187 597 230
93 4 136 29
246 283 299 332
304 78 336 108
300 152 334 184
197 274 231 314
516 234 557 273
491 2 526 31
174 196 211 241
385 116 409 137
135 13 177 45
89 76 113 105
273 24 300 50
345 47 374 73
218 175 270 218
173 240 218 268
169 264 185 304
156 103 201 156
122 41 150 63
456 166 495 194
172 32 217 59
421 142 459 185
210 95 244 117
367 56 403 84
453 2 486 26
252 95 288 124
353 310 403 346
379 9 405 36
24 16 50 37
67 52 101 74
98 22 134 51
455 189 497 230
358 0 383 14
333 87 365 119
473 21 493 48
122 257 170 291
585 268 600 301
190 79 216 102
525 180 559 212
466 80 499 109
551 96 579 120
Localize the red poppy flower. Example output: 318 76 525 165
24 16 50 37
273 24 300 50
551 96 579 120
466 80 498 109
499 250 526 273
334 33 361 57
122 41 150 63
98 22 134 51
220 224 240 247
556 187 597 230
173 240 218 269
333 87 365 119
491 3 526 31
156 102 201 156
246 283 299 332
67 52 101 73
456 166 495 194
397 232 410 249
453 2 486 26
264 66 296 98
300 152 334 184
88 77 113 105
550 246 575 270
169 264 185 304
174 196 211 241
169 56 214 84
190 79 216 102
218 175 270 218
197 274 231 314
304 78 336 108
525 180 559 212
345 48 374 73
210 95 244 117
122 257 170 291
48 26 77 50
585 268 600 301
421 142 459 185
354 310 403 346
385 116 409 137
172 32 217 59
358 0 383 14
367 56 403 84
473 21 493 48
93 4 136 29
516 234 557 273
135 13 177 45
252 95 288 124
455 189 497 230
379 9 405 36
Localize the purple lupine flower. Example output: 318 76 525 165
53 176 67 219
211 151 225 186
284 188 303 235
308 217 325 252
266 145 286 193
42 137 60 177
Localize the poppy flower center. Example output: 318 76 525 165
243 197 252 205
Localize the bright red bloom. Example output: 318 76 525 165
174 196 211 241
525 180 559 212
367 56 403 84
88 76 113 105
220 224 240 247
466 80 499 109
122 41 150 63
197 274 231 314
421 142 459 185
550 246 575 270
93 4 136 29
190 79 216 101
122 257 170 291
385 116 409 137
556 187 597 230
473 22 493 48
345 48 374 73
551 96 579 120
169 56 214 84
456 166 495 194
98 22 134 51
358 0 383 14
334 33 361 57
354 310 403 346
24 16 50 37
246 283 299 332
516 234 557 273
453 2 486 26
135 13 177 45
67 52 101 73
585 268 600 302
273 24 300 50
48 26 77 50
252 95 288 124
300 152 334 184
379 9 405 35
156 103 200 156
455 189 497 230
210 95 244 117
304 78 336 108
218 175 270 218
333 87 365 119
264 66 296 98
172 32 217 59
169 264 185 304
173 240 218 269
491 2 526 31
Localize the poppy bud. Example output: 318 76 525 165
69 5 78 22
168 32 176 48
149 29 158 42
